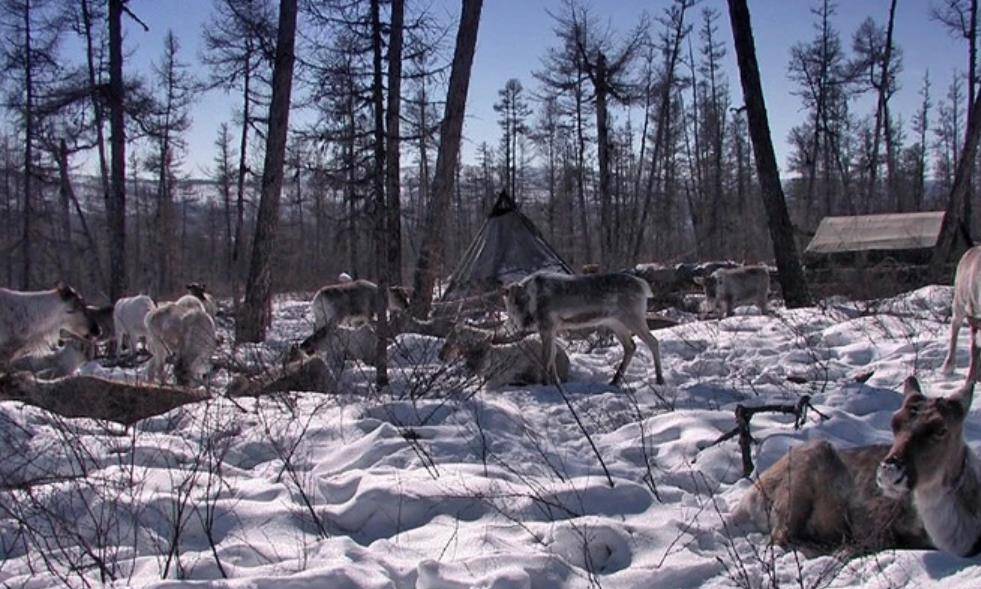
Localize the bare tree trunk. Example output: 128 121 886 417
56 141 74 281
410 0 483 318
58 139 106 291
20 0 34 290
866 0 897 212
236 0 298 343
727 0 811 307
932 91 981 266
632 2 688 261
370 0 390 386
967 0 977 233
232 40 253 280
574 68 592 264
386 0 404 284
107 0 128 302
594 52 613 267
80 0 110 288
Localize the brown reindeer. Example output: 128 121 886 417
876 373 981 557
735 369 981 556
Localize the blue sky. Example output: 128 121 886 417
117 0 965 178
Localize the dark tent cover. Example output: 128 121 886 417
440 192 573 301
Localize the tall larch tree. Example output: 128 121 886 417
410 0 484 318
727 0 810 308
237 0 298 342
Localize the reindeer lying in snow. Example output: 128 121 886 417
503 271 664 385
439 322 569 388
943 245 981 379
310 279 410 331
734 373 981 556
11 331 91 379
0 284 101 366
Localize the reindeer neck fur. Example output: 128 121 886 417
913 444 981 556
0 288 71 355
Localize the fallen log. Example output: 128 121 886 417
227 355 336 398
0 371 209 426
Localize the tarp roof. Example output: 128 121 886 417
440 192 573 301
805 211 946 255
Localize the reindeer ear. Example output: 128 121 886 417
902 376 922 399
950 381 975 414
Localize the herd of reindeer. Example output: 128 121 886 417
1 247 981 561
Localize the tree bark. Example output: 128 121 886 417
108 0 128 302
932 91 981 266
0 372 208 427
594 52 613 267
232 37 253 280
370 0 390 386
727 0 811 308
386 0 405 284
410 0 483 318
20 0 33 290
80 0 110 293
236 0 298 343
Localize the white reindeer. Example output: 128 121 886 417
144 300 216 386
503 271 664 385
943 245 981 378
694 265 770 317
11 331 90 379
0 284 101 366
113 294 155 358
185 282 218 318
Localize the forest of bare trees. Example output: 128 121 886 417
1 0 980 318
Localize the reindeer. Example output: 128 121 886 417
876 374 981 557
310 279 410 331
185 282 218 318
734 373 981 556
942 245 981 379
144 300 216 386
439 322 568 388
694 265 770 318
0 284 101 367
113 294 155 359
503 271 664 385
11 330 91 379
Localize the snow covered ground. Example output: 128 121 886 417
1 286 980 588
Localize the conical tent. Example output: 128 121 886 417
440 191 573 301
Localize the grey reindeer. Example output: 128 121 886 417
503 271 664 386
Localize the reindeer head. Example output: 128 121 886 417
876 376 974 498
502 282 533 331
387 286 411 313
57 283 101 341
693 272 720 313
186 282 208 300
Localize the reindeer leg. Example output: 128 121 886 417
969 318 981 382
609 323 636 386
541 328 559 385
624 315 664 385
943 310 964 375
